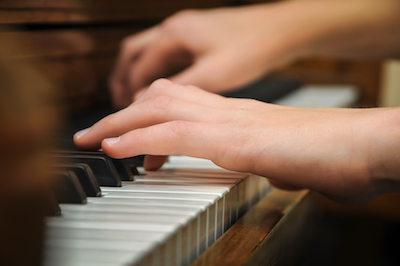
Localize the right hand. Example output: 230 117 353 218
109 4 302 108
76 79 400 205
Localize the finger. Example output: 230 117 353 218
101 121 232 166
128 33 193 91
74 91 230 150
143 155 168 171
168 52 238 93
134 79 233 109
169 48 269 95
109 27 160 107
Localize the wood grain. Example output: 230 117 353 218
191 188 311 266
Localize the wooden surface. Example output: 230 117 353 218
191 188 313 266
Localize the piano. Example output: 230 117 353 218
0 30 312 266
0 35 318 265
1 1 380 265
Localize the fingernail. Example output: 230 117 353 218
104 136 120 146
75 128 90 139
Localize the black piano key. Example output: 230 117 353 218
124 155 144 167
61 150 139 181
52 163 101 197
79 151 139 180
43 185 62 217
111 159 135 181
49 171 87 204
53 151 122 187
130 165 141 176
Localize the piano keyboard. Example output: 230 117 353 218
43 155 271 266
42 84 357 265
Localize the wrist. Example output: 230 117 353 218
363 108 400 195
234 0 362 69
287 0 400 59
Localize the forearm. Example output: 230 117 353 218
275 0 400 60
204 0 400 81
248 107 400 203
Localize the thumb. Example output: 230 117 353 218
168 53 239 94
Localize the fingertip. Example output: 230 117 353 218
74 127 90 139
101 136 122 159
73 128 90 148
103 136 121 146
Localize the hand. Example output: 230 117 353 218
109 0 400 108
109 3 303 108
75 79 400 204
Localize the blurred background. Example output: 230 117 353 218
0 0 399 265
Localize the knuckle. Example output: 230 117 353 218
169 120 193 138
149 78 172 92
162 9 201 32
101 113 120 128
150 95 173 112
135 128 149 148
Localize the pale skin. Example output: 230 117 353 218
75 0 400 204
109 0 400 108
75 79 400 205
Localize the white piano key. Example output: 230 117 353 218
166 156 220 166
164 156 222 170
55 211 190 225
100 191 220 203
43 259 117 266
47 217 187 236
139 170 245 179
46 219 180 233
86 197 212 211
45 238 156 252
100 184 231 195
44 247 144 264
133 176 240 184
45 227 168 242
58 203 203 217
